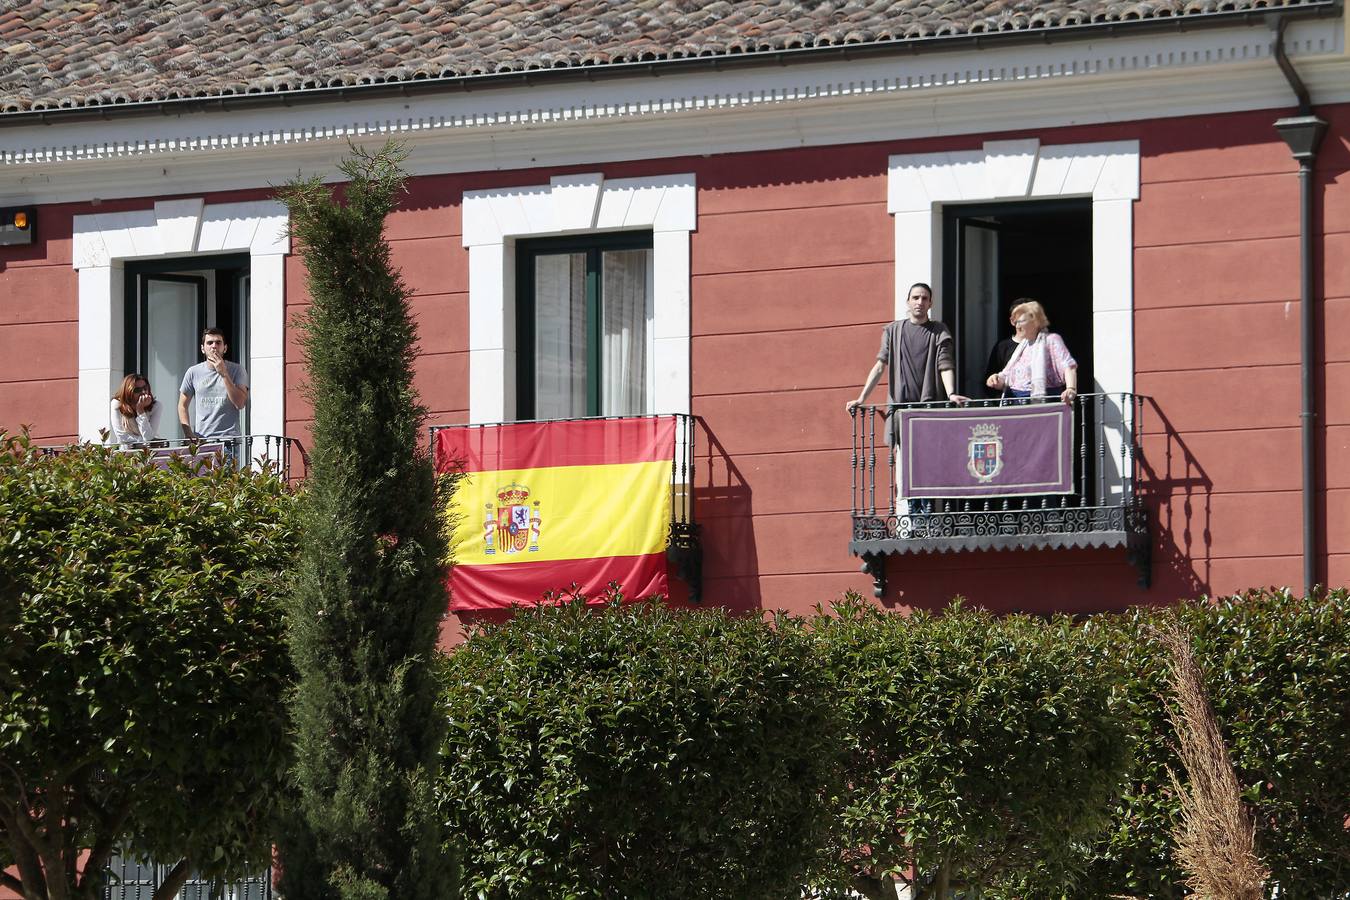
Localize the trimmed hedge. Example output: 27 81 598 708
434 589 1348 899
811 596 1130 900
437 596 841 900
1079 589 1350 899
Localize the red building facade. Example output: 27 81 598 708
1 3 1347 641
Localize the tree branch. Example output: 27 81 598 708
0 799 50 898
152 857 194 900
81 792 136 886
850 873 897 900
0 867 24 895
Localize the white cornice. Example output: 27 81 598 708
0 18 1345 205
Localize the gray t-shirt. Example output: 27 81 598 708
897 320 930 404
180 361 248 438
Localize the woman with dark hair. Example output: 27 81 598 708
107 373 162 446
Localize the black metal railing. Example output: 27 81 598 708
103 856 271 900
41 435 308 480
429 413 701 601
848 393 1150 592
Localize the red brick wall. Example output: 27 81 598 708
2 103 1346 635
1134 105 1350 599
0 200 80 445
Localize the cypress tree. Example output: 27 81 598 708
278 142 456 900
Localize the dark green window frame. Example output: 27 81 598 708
122 253 251 378
515 231 654 420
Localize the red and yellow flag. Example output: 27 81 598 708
434 417 675 611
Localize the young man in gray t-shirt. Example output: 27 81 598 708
178 328 249 439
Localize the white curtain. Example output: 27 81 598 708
533 253 587 419
600 248 652 416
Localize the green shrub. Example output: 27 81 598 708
812 595 1131 900
437 595 841 900
0 435 298 900
279 142 456 900
1078 589 1350 899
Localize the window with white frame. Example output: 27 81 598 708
461 173 694 424
888 138 1139 401
888 138 1140 500
71 199 287 442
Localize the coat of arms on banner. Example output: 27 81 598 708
482 482 542 555
967 423 1003 483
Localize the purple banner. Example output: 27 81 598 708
898 404 1074 498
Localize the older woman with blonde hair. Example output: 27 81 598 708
107 373 163 446
986 300 1078 403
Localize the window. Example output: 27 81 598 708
516 233 654 420
941 199 1093 398
72 198 287 442
888 138 1139 501
461 172 694 424
124 254 251 439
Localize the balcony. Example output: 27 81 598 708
848 393 1150 596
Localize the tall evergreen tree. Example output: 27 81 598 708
278 142 456 900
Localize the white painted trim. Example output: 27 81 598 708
73 200 289 441
0 19 1345 206
888 138 1137 392
462 173 695 423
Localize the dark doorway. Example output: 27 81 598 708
124 253 251 439
942 200 1093 398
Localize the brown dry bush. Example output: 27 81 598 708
1155 619 1269 900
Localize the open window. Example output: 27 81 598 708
515 232 655 420
942 199 1093 399
123 253 251 440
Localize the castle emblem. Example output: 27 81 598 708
967 423 1003 483
483 482 542 555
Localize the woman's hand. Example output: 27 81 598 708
845 399 863 414
1060 387 1077 405
986 374 1004 390
136 391 155 413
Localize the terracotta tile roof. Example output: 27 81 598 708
0 0 1325 113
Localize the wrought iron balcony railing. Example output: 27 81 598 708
41 435 308 480
849 393 1150 595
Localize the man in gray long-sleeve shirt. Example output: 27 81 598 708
846 282 968 516
846 282 968 430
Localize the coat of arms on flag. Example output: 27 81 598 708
484 482 541 555
967 423 1003 483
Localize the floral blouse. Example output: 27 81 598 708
1000 332 1076 394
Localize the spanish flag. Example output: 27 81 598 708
434 417 676 611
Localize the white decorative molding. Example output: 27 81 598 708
462 172 695 423
72 200 289 441
0 17 1344 204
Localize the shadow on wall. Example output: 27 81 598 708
689 418 762 615
1137 397 1212 601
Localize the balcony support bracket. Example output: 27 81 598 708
1126 508 1152 589
668 523 703 603
860 552 886 598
